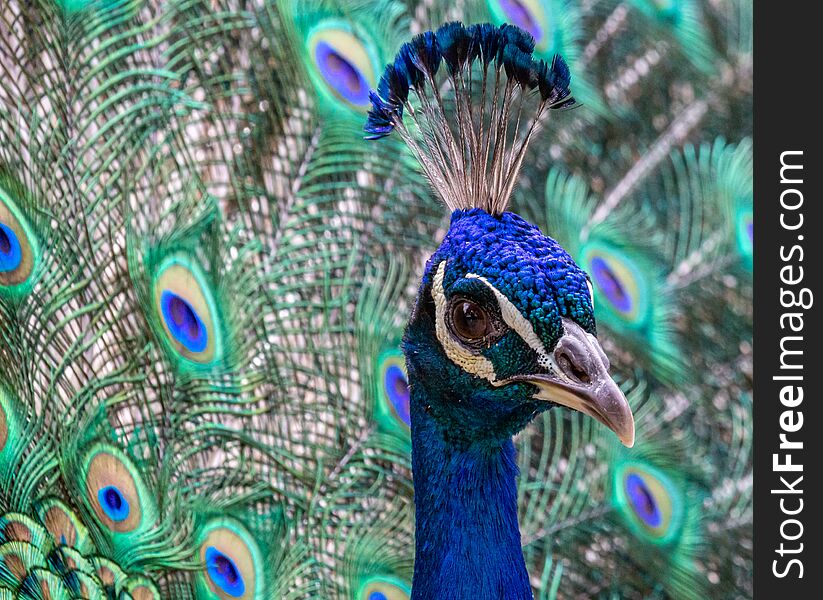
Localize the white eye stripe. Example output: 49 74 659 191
431 261 497 382
464 273 552 369
587 279 595 309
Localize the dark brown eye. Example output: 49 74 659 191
450 299 491 341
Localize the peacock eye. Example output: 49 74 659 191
361 577 411 600
152 255 222 365
488 0 549 48
205 546 245 596
306 24 377 110
613 462 683 545
83 445 152 535
198 520 261 599
0 185 39 291
449 298 492 342
97 486 130 522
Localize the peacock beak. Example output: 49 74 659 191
498 318 635 447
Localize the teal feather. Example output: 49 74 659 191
1 0 750 598
625 0 717 73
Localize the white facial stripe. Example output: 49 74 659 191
465 273 553 369
587 279 595 309
432 261 497 382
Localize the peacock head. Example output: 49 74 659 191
404 208 634 446
366 22 634 447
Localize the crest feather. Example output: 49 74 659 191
365 22 575 215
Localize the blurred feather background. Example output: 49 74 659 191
0 0 751 598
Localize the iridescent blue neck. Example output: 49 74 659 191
409 386 532 600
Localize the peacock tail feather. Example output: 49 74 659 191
1 0 751 598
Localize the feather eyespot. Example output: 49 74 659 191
97 486 130 522
583 244 650 327
153 256 222 365
375 350 411 431
82 446 152 534
206 547 245 596
384 364 410 425
589 256 632 313
127 579 161 600
0 223 23 272
92 560 121 588
360 577 411 600
307 23 378 109
0 185 38 292
487 0 555 51
614 462 683 545
0 514 46 546
625 473 661 526
36 499 89 550
160 291 208 353
197 520 262 600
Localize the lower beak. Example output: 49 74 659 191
499 318 635 447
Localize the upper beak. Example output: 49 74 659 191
498 318 635 447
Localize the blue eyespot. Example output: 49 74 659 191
160 290 208 353
374 351 412 435
625 473 661 528
487 0 553 51
315 41 371 105
590 256 632 313
360 577 411 600
0 223 23 273
583 243 650 328
496 0 543 42
205 546 245 597
306 25 378 110
384 364 411 427
614 463 683 545
97 486 130 522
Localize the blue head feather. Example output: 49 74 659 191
423 209 595 346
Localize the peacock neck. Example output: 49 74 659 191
409 387 532 600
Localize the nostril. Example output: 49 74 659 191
557 350 591 385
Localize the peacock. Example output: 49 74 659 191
0 0 751 599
